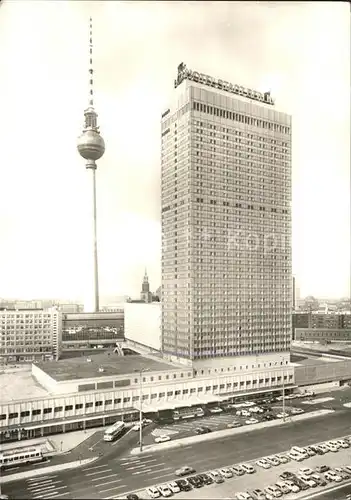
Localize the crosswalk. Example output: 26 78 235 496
82 463 126 497
26 475 70 499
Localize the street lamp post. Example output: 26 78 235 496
136 368 149 453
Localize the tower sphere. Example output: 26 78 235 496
77 130 105 161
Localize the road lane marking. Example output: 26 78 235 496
132 468 153 475
30 486 57 494
124 464 149 470
92 474 117 482
44 492 70 498
86 468 112 476
28 476 57 482
147 470 174 480
118 454 153 461
118 459 140 465
124 459 157 470
95 478 123 489
83 464 107 471
98 484 126 494
146 466 173 475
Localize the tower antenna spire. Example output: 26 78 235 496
89 16 94 107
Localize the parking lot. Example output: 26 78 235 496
129 435 351 500
144 403 308 445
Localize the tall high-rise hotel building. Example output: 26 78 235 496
161 63 292 373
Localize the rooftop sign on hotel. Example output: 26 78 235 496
174 62 275 106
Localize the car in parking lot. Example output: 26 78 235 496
290 408 304 414
167 481 180 494
187 476 203 488
324 441 339 452
245 418 259 424
307 445 322 455
276 454 290 464
154 435 171 444
198 473 213 485
264 485 282 498
174 479 191 492
250 489 266 500
305 446 317 456
299 467 314 476
146 486 161 498
324 471 342 482
284 480 300 493
318 443 330 454
315 465 330 473
343 466 351 474
237 410 251 417
157 485 172 497
219 467 233 478
288 451 305 462
298 475 317 488
310 474 327 486
279 471 296 481
208 406 223 414
266 456 281 466
241 463 255 474
175 466 196 477
256 459 271 469
275 482 291 494
235 493 253 500
334 467 350 479
335 439 349 448
227 420 243 428
208 470 224 483
232 465 246 475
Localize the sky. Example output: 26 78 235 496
0 0 349 301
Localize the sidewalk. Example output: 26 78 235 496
0 426 106 456
130 409 335 455
0 457 98 484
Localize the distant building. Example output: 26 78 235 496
124 302 161 352
61 311 124 353
0 309 62 363
59 304 83 314
292 312 351 341
140 269 153 303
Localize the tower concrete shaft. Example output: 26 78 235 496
77 17 105 313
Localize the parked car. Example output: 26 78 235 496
208 406 223 414
174 479 191 492
245 418 259 424
187 476 202 488
155 435 171 444
235 493 253 500
335 439 349 449
299 476 317 488
219 467 233 478
168 482 180 494
275 482 291 494
324 441 339 452
279 472 296 481
241 463 255 474
284 480 300 493
315 465 330 473
264 485 282 498
250 489 267 500
305 446 317 456
256 459 271 469
310 474 327 487
232 465 246 475
208 470 224 483
198 473 213 485
276 454 289 464
145 487 161 499
324 471 342 482
227 421 243 428
299 467 314 476
157 485 172 497
126 495 139 500
266 456 281 466
334 467 350 479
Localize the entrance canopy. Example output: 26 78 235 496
134 394 222 413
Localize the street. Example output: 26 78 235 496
4 409 351 500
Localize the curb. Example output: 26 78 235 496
0 456 99 484
130 409 335 455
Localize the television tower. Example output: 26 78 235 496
77 17 105 313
